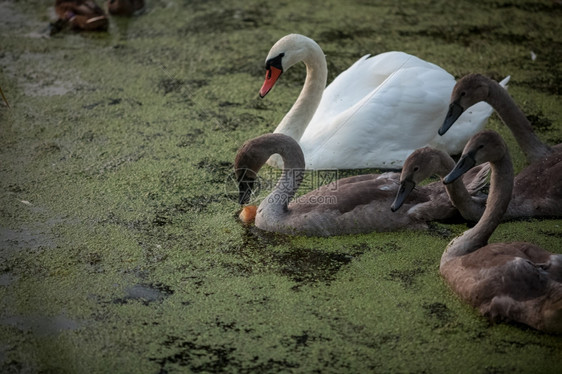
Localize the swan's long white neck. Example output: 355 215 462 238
488 81 552 164
441 152 513 264
273 41 327 141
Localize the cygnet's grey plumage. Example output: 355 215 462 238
440 130 562 333
440 73 562 220
234 133 488 236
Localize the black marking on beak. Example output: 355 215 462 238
265 53 284 71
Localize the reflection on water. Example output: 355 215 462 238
0 226 56 259
0 314 83 336
0 273 17 287
113 283 175 305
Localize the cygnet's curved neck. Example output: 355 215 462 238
443 151 513 262
260 135 306 216
273 42 327 141
488 81 552 163
436 153 485 222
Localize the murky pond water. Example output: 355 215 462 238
1 0 561 372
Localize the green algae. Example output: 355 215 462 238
1 0 562 373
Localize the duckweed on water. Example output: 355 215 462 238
1 0 561 373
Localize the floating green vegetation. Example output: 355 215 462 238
0 0 561 373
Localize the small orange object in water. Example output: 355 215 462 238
239 205 257 223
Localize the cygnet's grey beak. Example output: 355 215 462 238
439 100 464 136
391 179 416 212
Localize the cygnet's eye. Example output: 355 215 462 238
460 91 466 97
413 166 419 172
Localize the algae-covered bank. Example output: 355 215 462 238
1 0 561 372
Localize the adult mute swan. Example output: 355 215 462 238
439 73 561 218
441 130 562 333
259 34 509 170
234 133 489 236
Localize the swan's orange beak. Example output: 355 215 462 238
239 205 257 223
259 66 282 98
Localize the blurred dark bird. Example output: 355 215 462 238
53 0 108 32
107 0 145 16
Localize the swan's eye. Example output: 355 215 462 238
477 144 484 150
413 166 419 172
460 91 466 97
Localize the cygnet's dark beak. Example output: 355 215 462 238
238 178 255 205
391 180 416 212
439 100 464 136
443 153 476 184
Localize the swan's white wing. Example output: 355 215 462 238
311 52 446 130
292 49 506 169
301 63 455 169
313 52 415 121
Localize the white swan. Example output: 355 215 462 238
259 34 509 170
